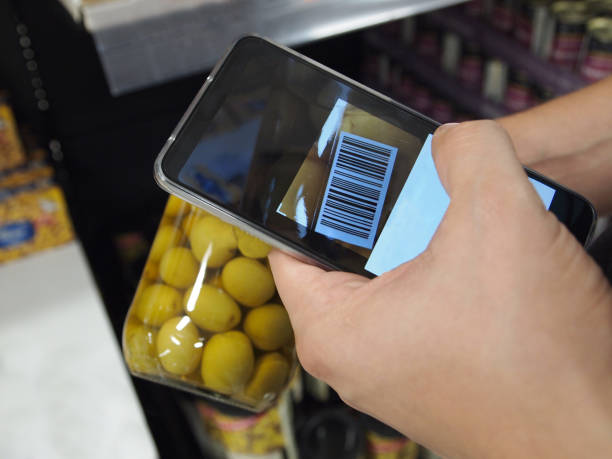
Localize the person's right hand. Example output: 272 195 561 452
270 121 612 458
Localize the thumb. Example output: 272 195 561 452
268 250 367 330
432 121 544 214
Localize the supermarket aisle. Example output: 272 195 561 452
0 243 156 459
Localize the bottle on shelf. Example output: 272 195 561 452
362 414 419 459
543 1 590 69
191 394 298 459
578 16 612 80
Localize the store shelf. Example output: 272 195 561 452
428 8 587 95
71 0 466 95
365 32 508 119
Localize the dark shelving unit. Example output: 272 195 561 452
364 32 509 119
428 8 588 95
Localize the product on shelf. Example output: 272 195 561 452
362 414 419 459
579 16 612 80
441 32 462 75
0 181 74 263
545 1 590 68
122 195 297 412
415 24 440 59
504 69 535 111
298 407 365 459
400 17 417 44
514 0 553 54
483 58 509 103
458 41 485 91
490 0 518 33
194 394 296 458
0 99 27 172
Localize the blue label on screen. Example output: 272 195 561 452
365 135 557 276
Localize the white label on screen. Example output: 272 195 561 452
314 131 397 249
365 134 557 276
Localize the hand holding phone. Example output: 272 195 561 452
268 121 612 459
155 36 595 277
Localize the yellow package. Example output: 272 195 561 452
0 102 27 172
0 184 74 263
0 163 54 189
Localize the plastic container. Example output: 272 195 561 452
122 195 297 412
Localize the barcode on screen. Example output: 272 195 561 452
314 131 398 249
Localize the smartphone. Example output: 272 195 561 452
155 35 596 278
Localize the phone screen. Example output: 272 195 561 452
161 37 594 277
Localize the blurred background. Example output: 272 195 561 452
1 0 610 458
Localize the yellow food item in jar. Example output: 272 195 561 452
157 316 203 375
165 195 189 217
244 352 290 401
142 261 159 281
183 284 241 332
123 319 158 373
134 283 182 326
208 272 223 288
159 247 199 289
201 330 254 394
189 216 237 267
243 304 293 351
149 225 183 263
235 229 271 258
222 257 275 307
181 210 203 235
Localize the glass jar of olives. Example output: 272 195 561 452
122 195 297 411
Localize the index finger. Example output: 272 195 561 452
268 250 367 327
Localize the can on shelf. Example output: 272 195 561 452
122 195 297 412
504 69 534 112
579 17 612 81
490 0 519 33
415 24 441 59
458 41 485 91
401 17 417 44
441 32 462 76
545 1 590 68
514 0 553 54
483 58 509 103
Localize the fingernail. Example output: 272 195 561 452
434 123 459 137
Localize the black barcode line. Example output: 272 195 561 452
314 131 398 249
344 137 393 157
331 176 381 200
341 144 390 165
335 170 381 188
326 198 375 221
338 150 388 174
